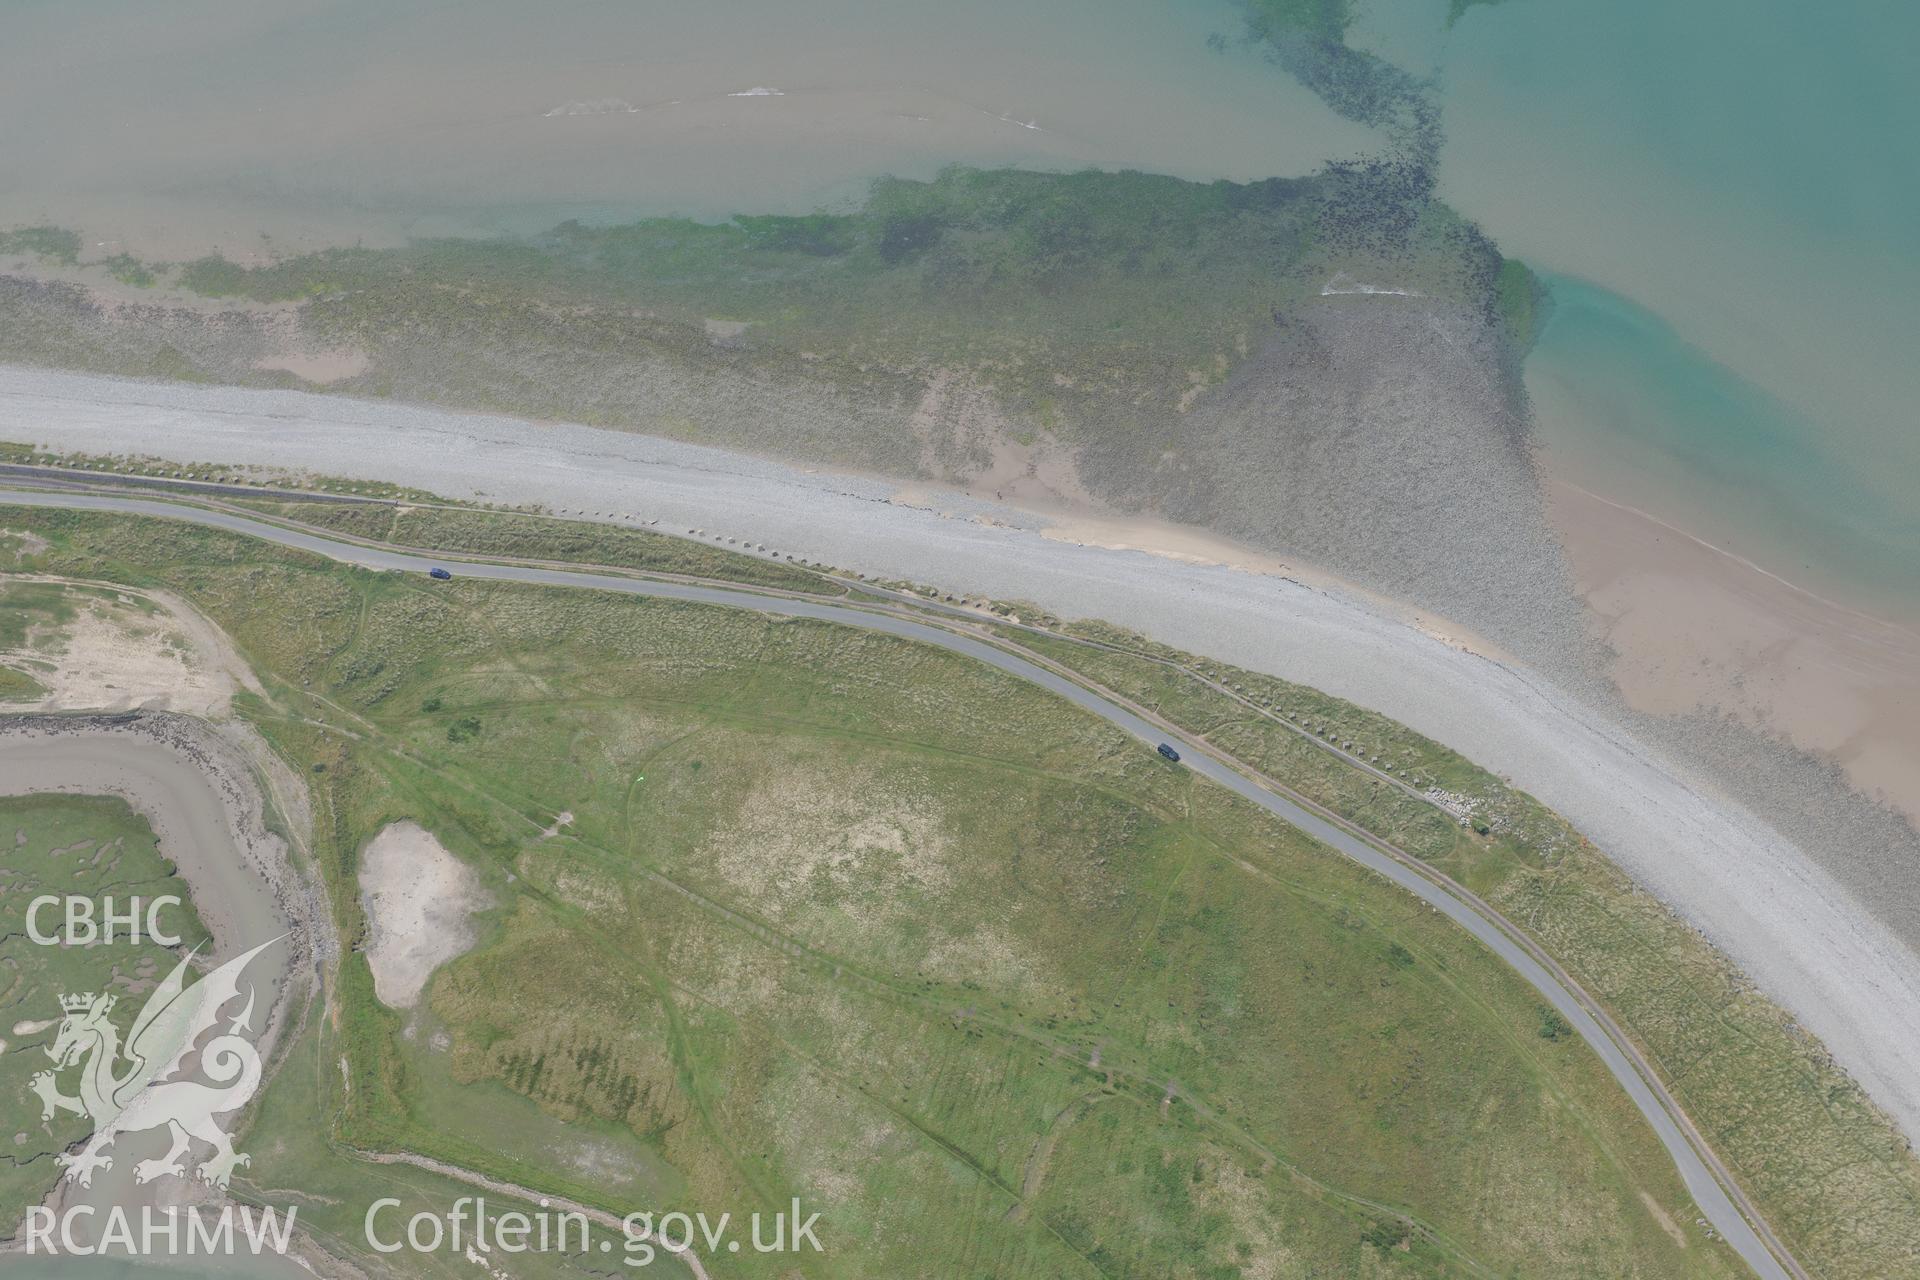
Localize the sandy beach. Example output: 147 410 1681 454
2 367 1919 1149
1549 478 1920 826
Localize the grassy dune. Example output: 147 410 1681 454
1 504 1772 1276
1015 621 1920 1278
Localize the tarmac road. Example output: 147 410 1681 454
0 486 1795 1280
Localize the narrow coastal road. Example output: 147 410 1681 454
0 487 1796 1280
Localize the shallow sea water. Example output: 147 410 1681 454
0 0 1372 254
1421 0 1920 611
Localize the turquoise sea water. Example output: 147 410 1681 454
1421 0 1920 610
1524 276 1919 603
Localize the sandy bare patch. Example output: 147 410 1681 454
705 756 1044 995
966 431 1096 511
1196 1158 1299 1279
902 366 1097 511
1639 1190 1688 1249
566 1140 634 1180
1031 507 1297 577
359 820 490 1009
0 529 50 565
702 318 751 345
253 347 370 384
709 758 955 910
918 920 1040 997
0 578 262 717
767 1073 901 1213
908 367 1011 484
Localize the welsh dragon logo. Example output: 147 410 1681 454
29 938 280 1190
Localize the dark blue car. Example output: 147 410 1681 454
428 567 453 581
1157 743 1181 763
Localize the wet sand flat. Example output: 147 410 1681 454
1549 478 1920 825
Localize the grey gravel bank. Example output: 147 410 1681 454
2 366 1918 1148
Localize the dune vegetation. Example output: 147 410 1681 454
0 501 1788 1277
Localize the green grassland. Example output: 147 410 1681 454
7 498 1918 1275
243 995 664 1279
0 579 80 650
1 504 1768 1277
1006 620 1920 1278
0 794 212 1226
0 578 74 702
